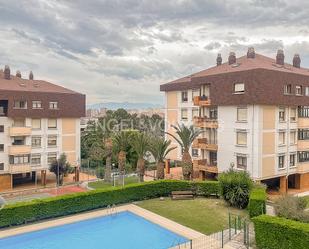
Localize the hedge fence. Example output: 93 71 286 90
253 215 309 249
248 186 267 218
0 180 219 228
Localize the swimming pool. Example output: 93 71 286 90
0 211 188 249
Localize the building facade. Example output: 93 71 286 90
161 48 309 193
0 66 85 191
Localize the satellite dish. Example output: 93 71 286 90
0 196 6 210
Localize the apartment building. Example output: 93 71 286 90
0 66 85 191
161 48 309 193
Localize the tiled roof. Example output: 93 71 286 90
0 70 80 94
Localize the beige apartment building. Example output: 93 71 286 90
161 48 309 193
0 66 85 191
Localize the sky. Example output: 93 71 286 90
0 0 309 105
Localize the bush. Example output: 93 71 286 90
0 180 219 228
248 185 267 217
274 195 309 223
218 169 253 209
253 215 309 249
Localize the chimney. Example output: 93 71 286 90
293 54 301 68
16 70 21 78
276 49 284 65
228 52 236 65
29 71 34 80
247 47 255 58
4 65 10 80
216 53 222 66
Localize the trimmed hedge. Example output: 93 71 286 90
0 180 219 228
253 215 309 249
248 186 267 217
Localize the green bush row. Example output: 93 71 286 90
253 215 309 249
0 180 219 228
248 186 267 217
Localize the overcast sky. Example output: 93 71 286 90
0 0 309 105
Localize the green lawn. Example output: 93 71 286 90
88 176 139 189
302 196 309 208
137 198 248 235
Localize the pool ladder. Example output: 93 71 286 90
107 204 118 216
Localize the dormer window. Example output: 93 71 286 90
49 102 58 109
14 100 27 109
234 83 244 93
296 85 302 95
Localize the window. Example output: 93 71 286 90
0 144 3 152
290 108 297 122
13 119 25 127
31 136 41 148
236 155 247 170
31 154 41 165
47 135 57 147
48 118 57 129
298 129 309 140
32 101 42 109
192 108 199 118
181 91 188 102
0 163 3 170
181 108 188 120
0 125 3 132
278 155 285 169
191 148 198 157
9 155 30 165
290 131 297 144
13 100 27 109
279 107 286 122
48 152 57 164
209 107 218 119
305 87 309 96
13 136 25 145
0 106 4 116
192 89 199 100
49 102 58 109
32 119 41 129
234 83 245 93
298 106 309 118
298 151 309 162
284 84 292 94
236 130 247 146
279 131 286 146
237 107 247 122
296 85 302 95
290 154 296 167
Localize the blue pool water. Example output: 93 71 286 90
0 211 188 249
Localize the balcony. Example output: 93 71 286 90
192 138 218 151
193 96 211 106
9 145 31 155
10 164 31 174
193 116 218 129
193 159 218 173
9 127 31 136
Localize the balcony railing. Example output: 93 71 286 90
193 116 218 129
8 145 31 155
192 138 218 151
193 159 218 173
9 127 31 136
10 164 31 173
193 96 211 106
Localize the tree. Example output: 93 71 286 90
49 153 72 185
166 124 202 180
130 132 150 182
149 137 176 179
104 138 113 182
113 131 130 173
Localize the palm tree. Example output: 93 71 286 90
130 132 150 182
149 137 176 179
166 124 202 180
104 138 113 182
49 153 72 185
113 131 130 173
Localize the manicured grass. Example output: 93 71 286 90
88 176 139 189
137 197 248 235
302 196 309 208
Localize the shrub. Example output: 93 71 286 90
248 185 267 217
0 180 219 228
218 169 253 209
253 215 309 249
274 195 309 223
